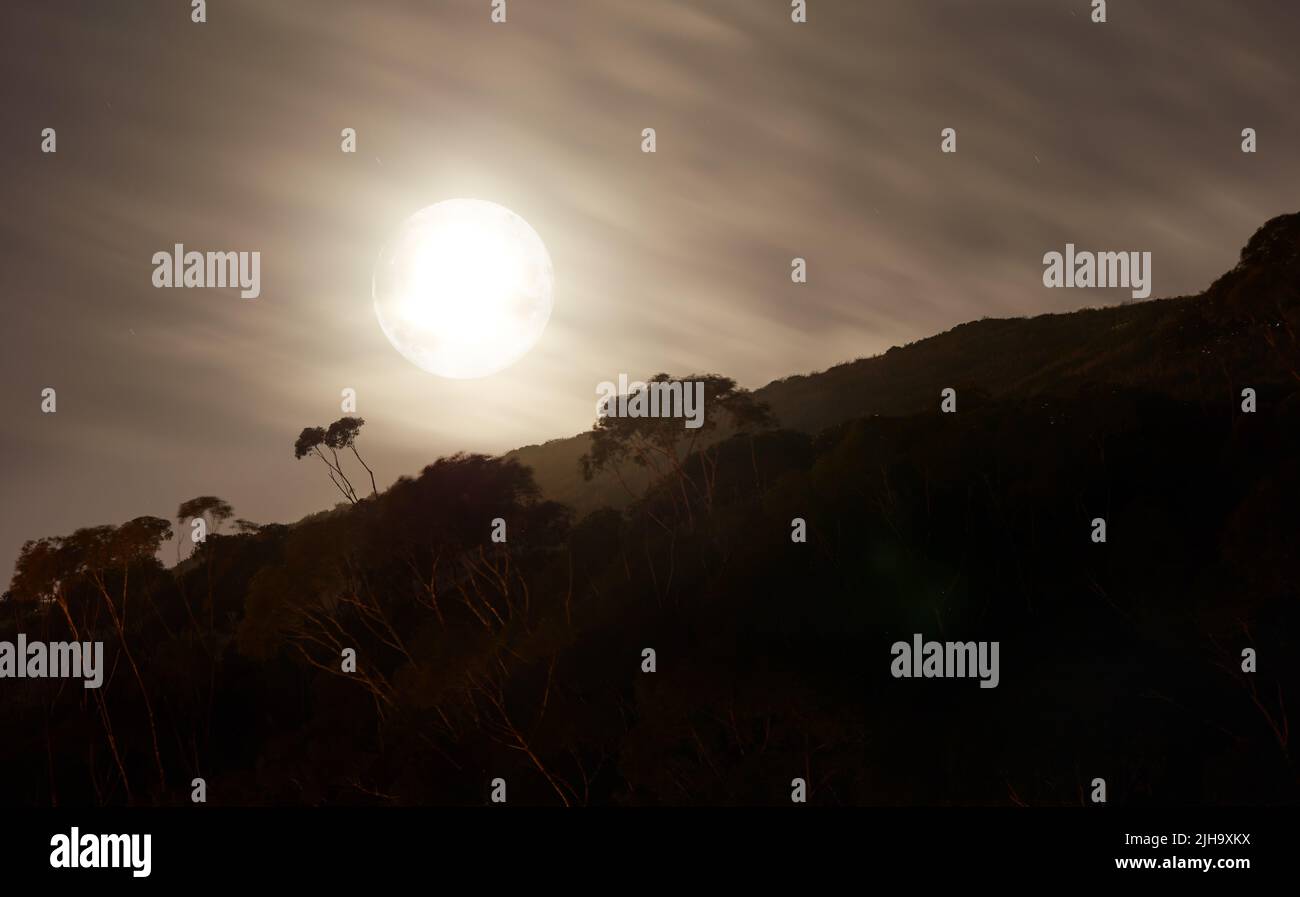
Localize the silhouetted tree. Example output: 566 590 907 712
175 495 233 563
176 496 233 533
581 374 775 524
326 416 378 496
295 425 358 503
9 536 134 801
69 518 172 794
8 517 173 799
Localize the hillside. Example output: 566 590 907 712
510 213 1300 515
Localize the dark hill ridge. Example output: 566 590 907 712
509 213 1300 515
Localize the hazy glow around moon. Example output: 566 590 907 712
373 199 554 379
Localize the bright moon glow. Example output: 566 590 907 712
373 199 555 379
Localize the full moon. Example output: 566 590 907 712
373 199 555 379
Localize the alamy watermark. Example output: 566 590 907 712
50 828 151 878
152 244 261 299
596 374 705 429
1042 243 1151 300
0 636 104 688
890 633 1000 689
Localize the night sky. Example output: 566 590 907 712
2 0 1297 578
